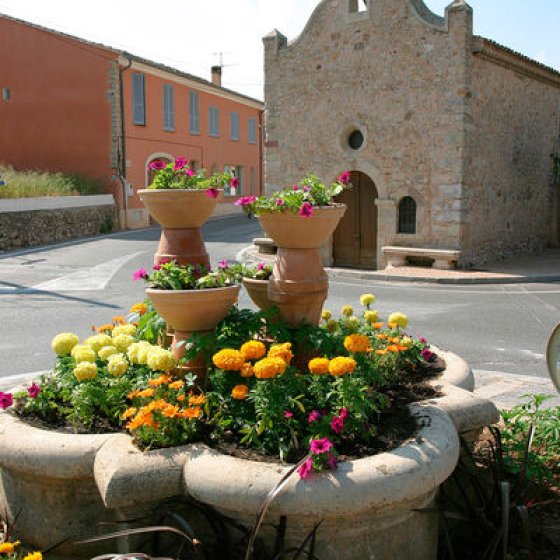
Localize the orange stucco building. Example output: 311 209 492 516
0 14 264 228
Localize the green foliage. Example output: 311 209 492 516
0 165 105 198
144 261 241 290
148 158 231 191
135 299 167 345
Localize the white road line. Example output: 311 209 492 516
31 251 144 292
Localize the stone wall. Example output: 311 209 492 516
0 196 118 251
462 42 560 267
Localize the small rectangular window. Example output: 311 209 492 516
163 84 175 131
248 117 257 144
230 112 240 141
132 74 145 125
189 91 200 134
348 0 368 13
209 107 219 136
2 87 10 101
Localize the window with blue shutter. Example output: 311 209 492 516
163 84 175 131
132 74 145 125
230 112 240 141
209 107 219 136
248 117 257 144
189 91 200 134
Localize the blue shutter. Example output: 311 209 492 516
190 92 199 133
230 112 240 140
163 84 174 131
132 74 145 125
209 107 219 136
248 117 256 144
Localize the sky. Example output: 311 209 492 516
0 0 558 101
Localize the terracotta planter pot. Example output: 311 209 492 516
242 277 274 312
257 205 346 249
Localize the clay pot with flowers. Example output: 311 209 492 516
134 260 241 382
240 262 274 312
139 157 236 268
237 173 351 326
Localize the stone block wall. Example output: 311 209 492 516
0 197 118 251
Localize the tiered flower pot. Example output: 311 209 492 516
242 277 274 312
138 189 221 268
258 205 346 326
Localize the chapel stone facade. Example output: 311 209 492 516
263 0 560 269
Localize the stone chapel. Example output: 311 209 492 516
263 0 560 269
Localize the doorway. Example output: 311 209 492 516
333 171 378 269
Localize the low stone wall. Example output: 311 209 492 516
0 195 118 251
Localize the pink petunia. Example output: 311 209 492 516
235 196 256 207
185 167 195 177
331 416 344 434
297 457 313 480
153 264 161 271
419 336 428 344
133 268 148 281
148 160 166 171
257 262 266 271
338 171 351 185
421 348 434 362
308 410 322 423
310 437 333 455
205 188 219 198
275 199 285 206
230 177 240 189
27 383 41 398
0 392 13 410
174 156 187 170
292 185 299 191
284 410 293 418
218 259 228 269
299 202 313 218
339 407 349 420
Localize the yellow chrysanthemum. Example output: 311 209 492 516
127 341 152 365
240 340 267 361
321 309 332 321
344 334 371 353
328 356 357 377
308 357 330 375
0 541 20 554
360 293 376 307
240 362 255 378
231 384 249 400
113 334 135 353
253 357 287 379
268 342 293 364
71 345 97 363
22 552 42 560
130 302 148 316
341 305 354 317
85 334 113 353
74 362 98 381
387 312 408 329
98 345 118 361
363 310 379 324
401 336 413 348
107 354 128 376
212 349 245 371
326 319 338 333
51 333 79 356
112 324 137 337
343 316 360 331
146 348 176 372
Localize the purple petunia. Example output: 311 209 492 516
421 348 434 362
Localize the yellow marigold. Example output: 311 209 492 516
360 293 376 307
121 407 137 420
188 394 206 406
0 541 20 554
98 345 118 361
112 315 126 325
148 374 171 387
147 348 176 372
169 379 185 389
240 362 254 378
268 342 293 364
74 362 98 381
85 334 113 353
130 302 148 315
112 324 137 337
113 334 135 353
212 349 245 371
253 357 287 379
107 354 128 376
72 345 97 363
231 384 249 400
401 336 413 348
326 319 338 333
328 356 356 377
341 305 354 317
180 406 202 419
308 357 330 375
343 316 360 332
240 340 267 361
51 333 79 356
96 323 114 333
364 310 379 324
321 309 332 321
387 312 408 329
22 552 42 560
344 334 371 353
127 341 152 365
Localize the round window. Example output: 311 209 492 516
348 130 364 150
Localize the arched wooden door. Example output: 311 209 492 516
333 171 378 269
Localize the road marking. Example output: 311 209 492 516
32 251 144 292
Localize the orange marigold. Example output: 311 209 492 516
169 380 185 390
372 322 384 330
375 349 388 356
231 384 249 400
177 394 186 402
130 303 148 316
112 316 126 325
162 404 180 418
135 388 155 398
127 409 154 429
121 407 137 420
188 394 207 406
148 375 171 387
328 356 357 376
344 334 371 353
212 349 245 371
387 345 400 353
240 362 255 378
253 357 287 379
180 406 202 420
386 322 397 329
308 357 330 375
240 340 266 361
267 342 293 364
375 334 387 340
97 323 114 333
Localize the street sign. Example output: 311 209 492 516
546 322 560 394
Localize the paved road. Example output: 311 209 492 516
1 215 559 387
